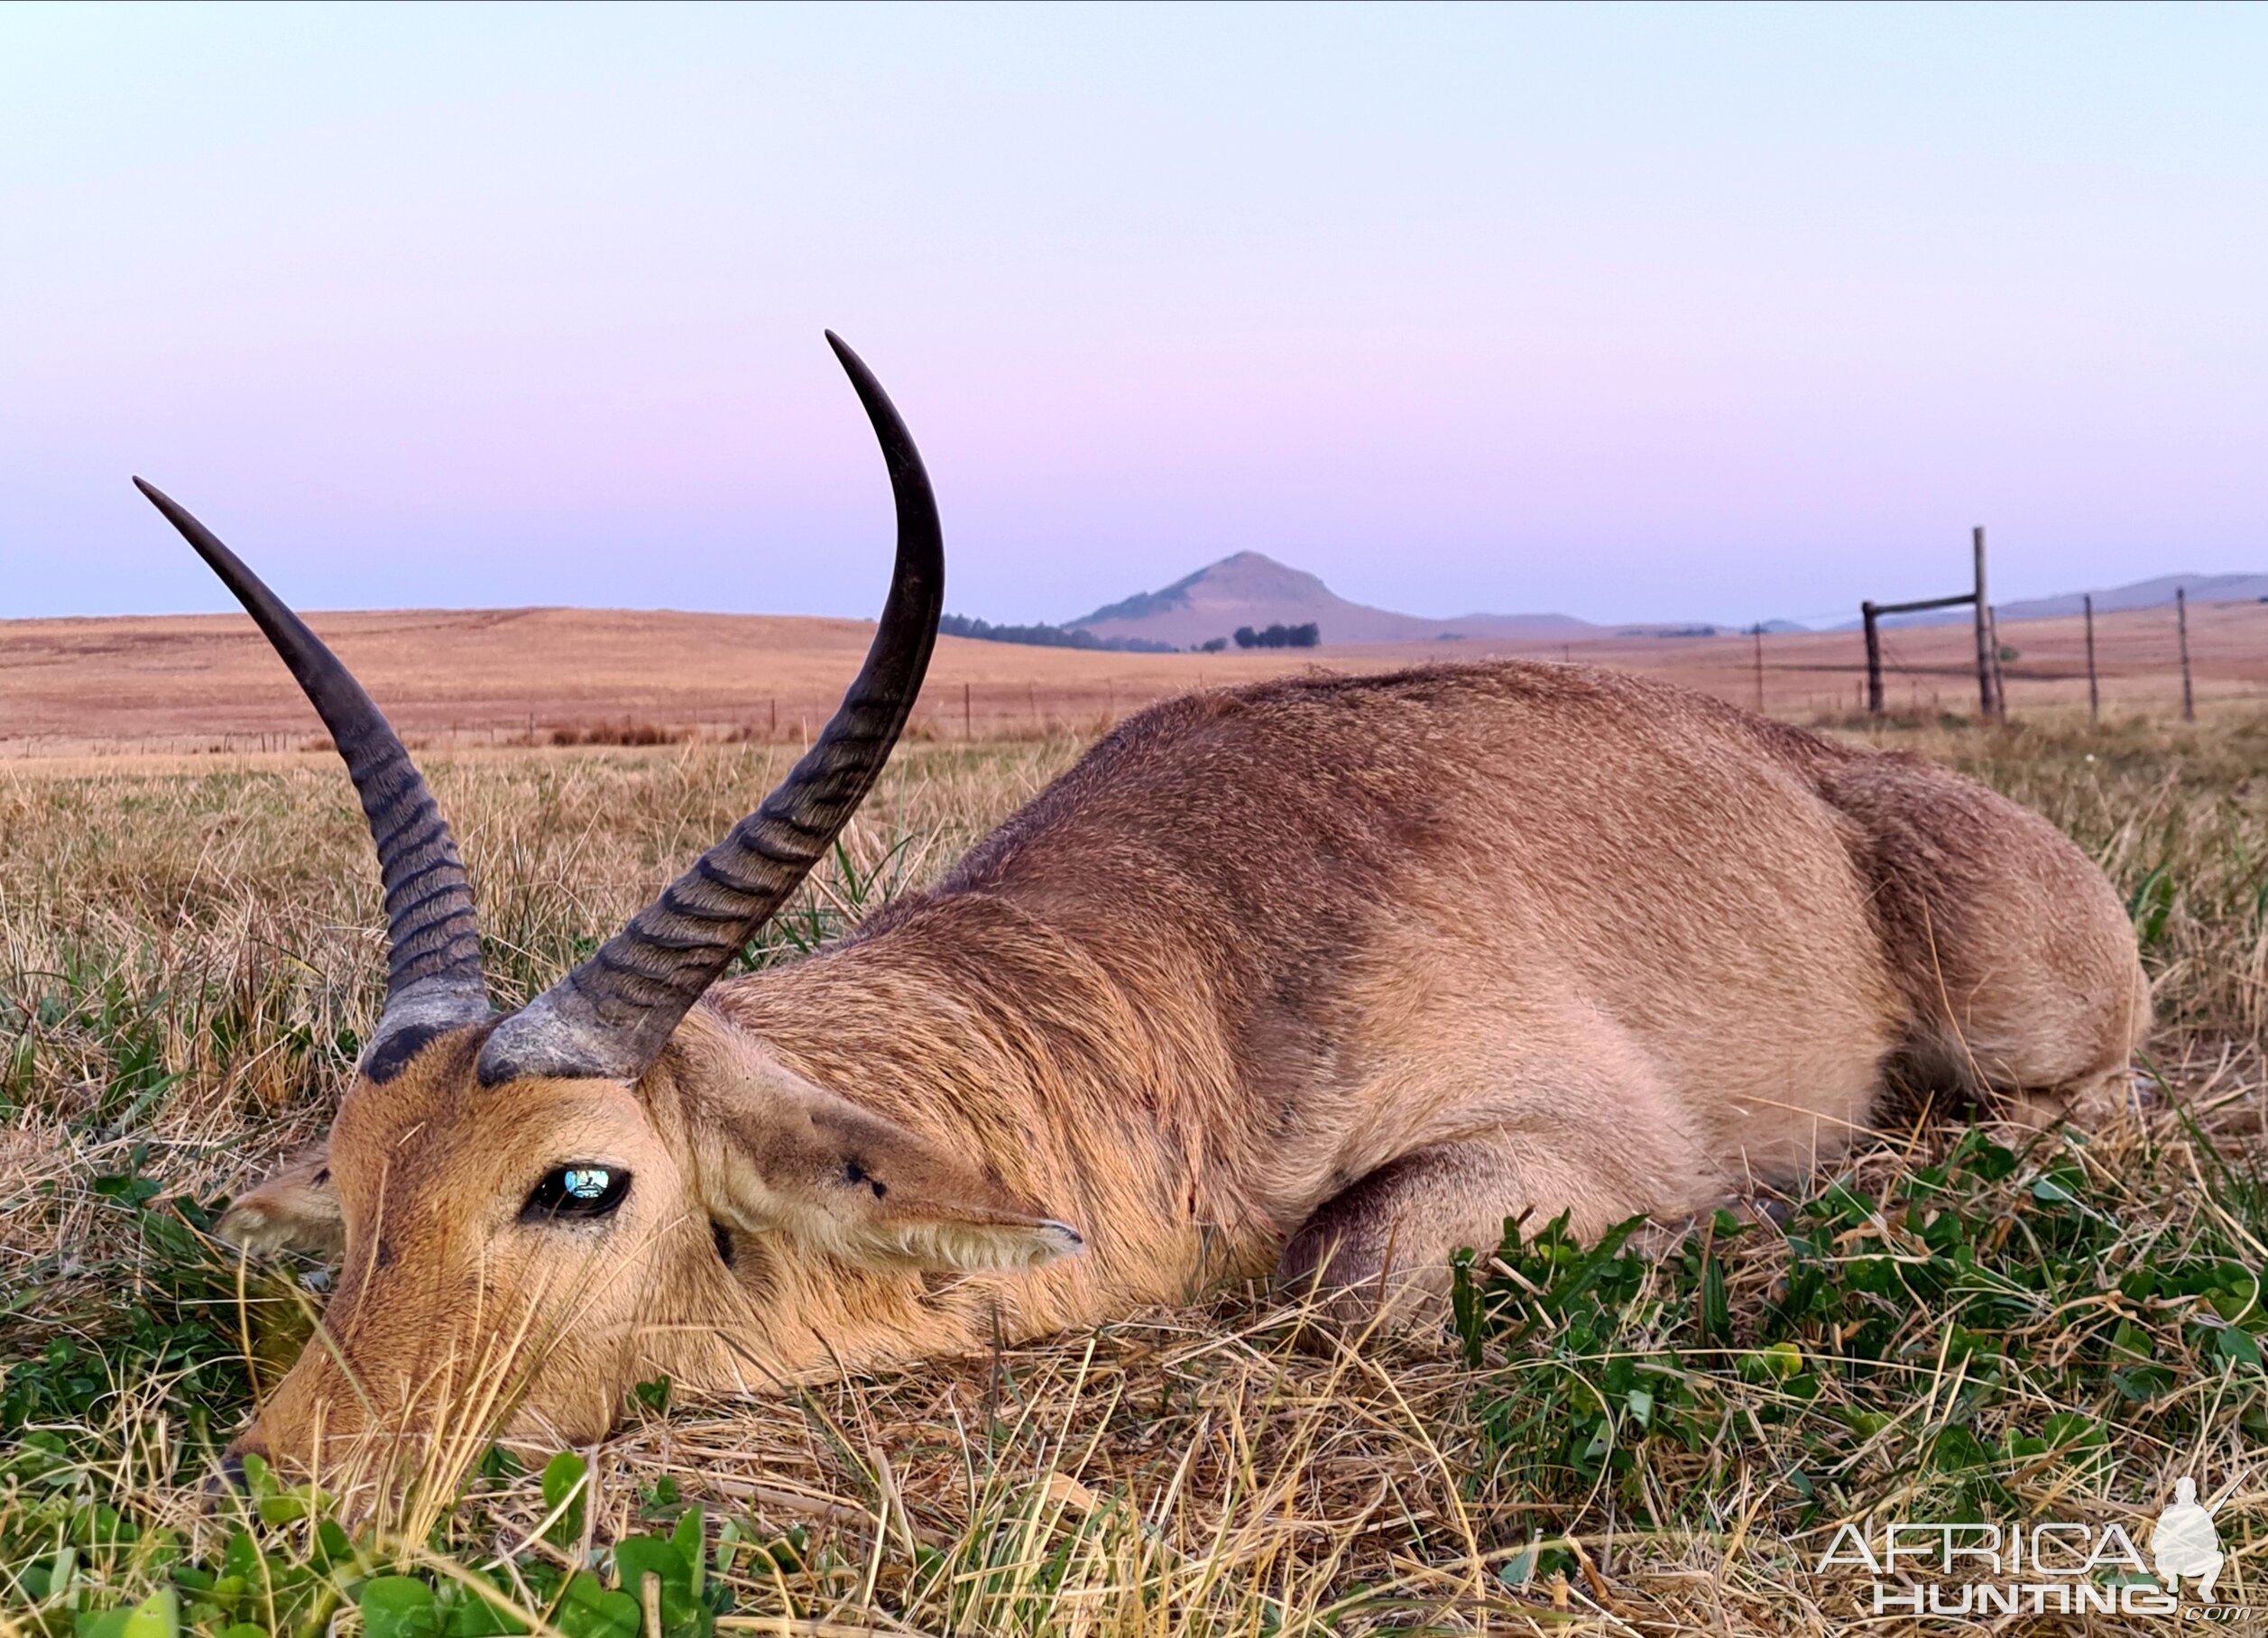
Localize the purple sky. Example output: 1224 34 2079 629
4 4 2263 629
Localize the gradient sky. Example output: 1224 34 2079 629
4 3 2263 628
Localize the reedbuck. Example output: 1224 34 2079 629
148 336 2149 1483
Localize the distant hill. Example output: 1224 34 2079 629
2000 573 2268 621
1065 551 1590 649
1869 571 2268 629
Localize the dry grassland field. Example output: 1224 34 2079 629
0 595 2261 757
4 621 2267 1635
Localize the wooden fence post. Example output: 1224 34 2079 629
963 681 973 740
2083 593 2098 722
2177 587 2195 722
1752 625 1765 714
1972 526 1996 720
1987 606 2008 722
1861 603 1883 716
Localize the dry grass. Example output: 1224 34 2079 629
4 711 2265 1635
5 596 2263 758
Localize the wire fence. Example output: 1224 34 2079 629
1850 594 2239 724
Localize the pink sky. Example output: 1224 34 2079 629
3 4 2263 629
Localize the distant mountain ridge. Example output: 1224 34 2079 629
1049 554 2268 649
1065 551 1589 649
2000 572 2268 621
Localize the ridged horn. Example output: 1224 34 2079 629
134 480 493 1067
477 332 944 1085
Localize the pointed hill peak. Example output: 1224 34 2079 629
1065 553 1587 648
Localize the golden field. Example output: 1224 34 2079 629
0 594 2258 757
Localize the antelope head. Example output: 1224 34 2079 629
150 336 1079 1487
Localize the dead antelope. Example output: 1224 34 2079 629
146 335 2149 1482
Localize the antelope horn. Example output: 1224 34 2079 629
134 480 493 1072
477 332 944 1085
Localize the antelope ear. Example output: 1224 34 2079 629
694 1066 1083 1274
216 1147 345 1258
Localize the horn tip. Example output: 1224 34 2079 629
133 476 189 528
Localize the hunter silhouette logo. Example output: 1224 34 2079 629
2151 1476 2227 1603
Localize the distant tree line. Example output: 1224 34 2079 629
1232 622 1321 649
936 612 1318 654
1618 624 1719 640
938 613 1176 653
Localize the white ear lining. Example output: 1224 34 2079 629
882 1217 1085 1273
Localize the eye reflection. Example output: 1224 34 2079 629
522 1163 632 1221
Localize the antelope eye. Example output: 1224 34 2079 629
522 1164 631 1221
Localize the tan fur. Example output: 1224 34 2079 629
219 662 2148 1474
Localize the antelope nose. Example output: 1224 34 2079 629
200 1455 248 1510
205 1441 263 1503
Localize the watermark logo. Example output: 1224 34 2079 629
1817 1473 2250 1620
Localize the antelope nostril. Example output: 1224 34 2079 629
201 1452 251 1507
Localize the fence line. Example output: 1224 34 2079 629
1858 529 2246 725
1847 593 2246 725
